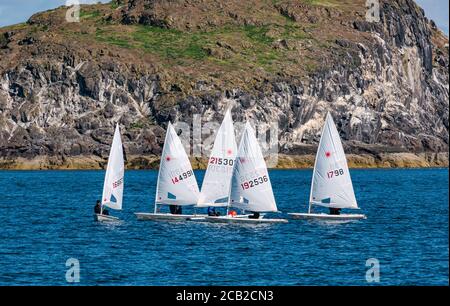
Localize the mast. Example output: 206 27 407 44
225 153 236 216
226 117 242 216
308 113 328 214
154 122 172 213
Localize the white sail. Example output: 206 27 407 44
102 124 124 210
228 122 278 212
155 122 200 206
198 109 237 207
309 112 358 209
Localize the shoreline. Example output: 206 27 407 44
0 152 447 170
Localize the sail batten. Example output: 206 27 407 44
197 109 237 207
228 122 278 213
309 113 358 209
102 124 124 210
155 122 200 206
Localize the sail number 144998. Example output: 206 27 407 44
171 170 194 184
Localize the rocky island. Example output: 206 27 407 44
0 0 448 169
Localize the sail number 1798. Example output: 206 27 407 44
327 168 344 179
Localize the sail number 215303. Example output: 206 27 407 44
327 168 344 179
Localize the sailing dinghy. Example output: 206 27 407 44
95 124 124 222
135 122 203 221
288 112 366 221
205 122 287 224
196 109 238 211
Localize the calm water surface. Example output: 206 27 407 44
0 168 448 285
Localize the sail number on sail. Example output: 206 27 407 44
327 168 344 179
171 170 194 184
209 157 234 166
112 177 123 188
240 175 268 190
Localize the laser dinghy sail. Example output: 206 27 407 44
197 109 237 208
135 122 203 221
95 124 124 222
205 122 287 224
288 112 366 220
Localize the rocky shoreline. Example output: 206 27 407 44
0 1 448 166
0 152 447 170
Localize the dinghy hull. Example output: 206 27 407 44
204 216 288 224
94 214 119 222
288 213 366 220
134 213 207 221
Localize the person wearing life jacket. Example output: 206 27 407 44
94 200 101 214
169 205 182 214
248 212 260 219
329 208 341 215
208 206 220 216
228 210 237 217
176 205 183 214
94 200 109 215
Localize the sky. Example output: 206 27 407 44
415 0 449 34
0 0 448 35
0 0 110 28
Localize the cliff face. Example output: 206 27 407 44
0 0 448 169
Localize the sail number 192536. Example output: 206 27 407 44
241 175 268 190
327 168 344 179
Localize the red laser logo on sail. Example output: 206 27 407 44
166 156 171 161
325 151 331 158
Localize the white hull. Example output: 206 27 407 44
94 214 119 222
134 212 207 221
288 213 366 221
204 215 288 224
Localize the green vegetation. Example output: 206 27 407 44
91 21 315 74
132 26 208 60
130 121 144 129
50 0 341 77
302 0 339 7
110 0 120 9
130 117 155 130
80 9 101 20
96 28 132 48
272 0 340 6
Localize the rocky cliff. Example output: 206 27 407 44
0 0 448 169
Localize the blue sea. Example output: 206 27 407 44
0 168 448 285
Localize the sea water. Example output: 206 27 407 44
0 168 448 285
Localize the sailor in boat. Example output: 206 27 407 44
169 205 182 215
207 207 220 216
94 200 109 215
228 210 237 217
248 212 260 219
329 208 341 215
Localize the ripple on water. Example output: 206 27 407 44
0 169 447 285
